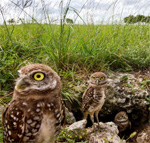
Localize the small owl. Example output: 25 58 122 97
82 72 107 131
2 64 65 143
114 111 131 132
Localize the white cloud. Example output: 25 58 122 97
0 0 150 24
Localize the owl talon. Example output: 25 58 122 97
97 124 101 130
92 124 97 133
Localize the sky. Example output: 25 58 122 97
0 0 150 24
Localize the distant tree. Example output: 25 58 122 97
144 16 150 23
135 15 145 22
124 15 150 24
8 18 15 24
66 18 73 24
124 15 135 24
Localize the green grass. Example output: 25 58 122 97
1 23 150 96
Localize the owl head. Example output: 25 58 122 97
14 64 61 96
89 72 107 86
114 111 129 122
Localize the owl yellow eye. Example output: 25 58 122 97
34 73 45 81
92 77 96 80
100 77 105 80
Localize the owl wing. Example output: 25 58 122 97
82 87 94 112
2 100 25 143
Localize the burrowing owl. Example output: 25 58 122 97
114 111 131 132
2 64 65 143
82 72 107 131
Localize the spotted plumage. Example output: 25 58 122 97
82 72 108 131
2 64 65 143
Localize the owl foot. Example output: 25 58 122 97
92 123 99 133
93 126 96 133
97 123 101 131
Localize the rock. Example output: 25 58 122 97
136 123 150 143
89 122 126 143
65 107 76 124
67 119 87 130
99 72 150 127
76 72 149 124
69 71 150 140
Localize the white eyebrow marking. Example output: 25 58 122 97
17 70 21 75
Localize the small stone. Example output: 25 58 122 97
117 98 126 104
67 119 87 130
89 122 126 143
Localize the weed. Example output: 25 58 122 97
56 128 89 143
126 132 137 142
146 97 150 105
139 79 150 90
121 75 128 82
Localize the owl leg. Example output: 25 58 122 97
83 112 88 120
89 113 96 133
95 111 100 130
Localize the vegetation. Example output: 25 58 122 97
66 18 73 24
124 15 150 24
1 23 150 98
56 128 89 142
3 23 150 95
7 18 15 24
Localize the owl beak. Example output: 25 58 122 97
96 79 100 84
15 79 28 90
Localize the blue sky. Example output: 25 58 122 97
0 0 150 24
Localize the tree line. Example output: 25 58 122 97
124 15 150 24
